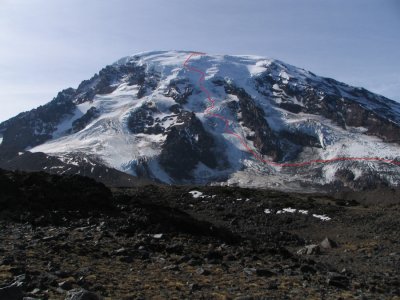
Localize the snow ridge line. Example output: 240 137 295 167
183 52 400 168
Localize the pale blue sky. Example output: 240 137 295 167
0 0 399 122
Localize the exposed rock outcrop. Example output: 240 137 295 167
255 70 400 144
159 111 218 179
71 107 100 133
224 82 283 161
165 79 193 104
127 104 164 135
0 88 76 155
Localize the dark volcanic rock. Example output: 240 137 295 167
118 200 241 244
0 173 399 299
300 265 317 274
281 130 322 149
0 151 142 188
72 107 100 133
159 110 218 179
165 79 193 104
340 99 400 143
0 169 112 217
335 169 355 183
255 269 275 277
297 244 321 255
196 268 211 276
0 88 76 156
224 83 283 161
0 284 23 300
127 103 164 135
255 70 400 144
352 172 388 190
320 237 338 249
326 272 350 289
65 288 102 300
76 62 146 101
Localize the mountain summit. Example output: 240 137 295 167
1 50 399 191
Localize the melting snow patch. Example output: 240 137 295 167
312 214 331 221
276 207 297 214
188 191 217 199
189 191 204 198
274 208 329 221
279 70 290 84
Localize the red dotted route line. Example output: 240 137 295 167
184 52 400 168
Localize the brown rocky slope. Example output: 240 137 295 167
0 169 399 299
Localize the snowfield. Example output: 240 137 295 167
29 50 400 189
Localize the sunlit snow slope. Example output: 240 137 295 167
1 50 399 191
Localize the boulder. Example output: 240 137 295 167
255 269 275 277
297 244 321 255
326 272 350 289
300 265 317 274
196 268 211 276
65 288 102 300
320 237 338 249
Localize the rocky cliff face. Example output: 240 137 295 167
255 69 400 143
0 88 76 156
0 51 399 191
159 110 218 179
223 82 283 160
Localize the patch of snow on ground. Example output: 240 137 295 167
58 155 80 166
279 70 290 84
352 168 363 179
189 191 203 198
246 59 271 76
312 214 331 221
274 207 329 220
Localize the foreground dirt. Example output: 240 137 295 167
0 170 399 299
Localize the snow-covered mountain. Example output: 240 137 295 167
0 50 399 191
